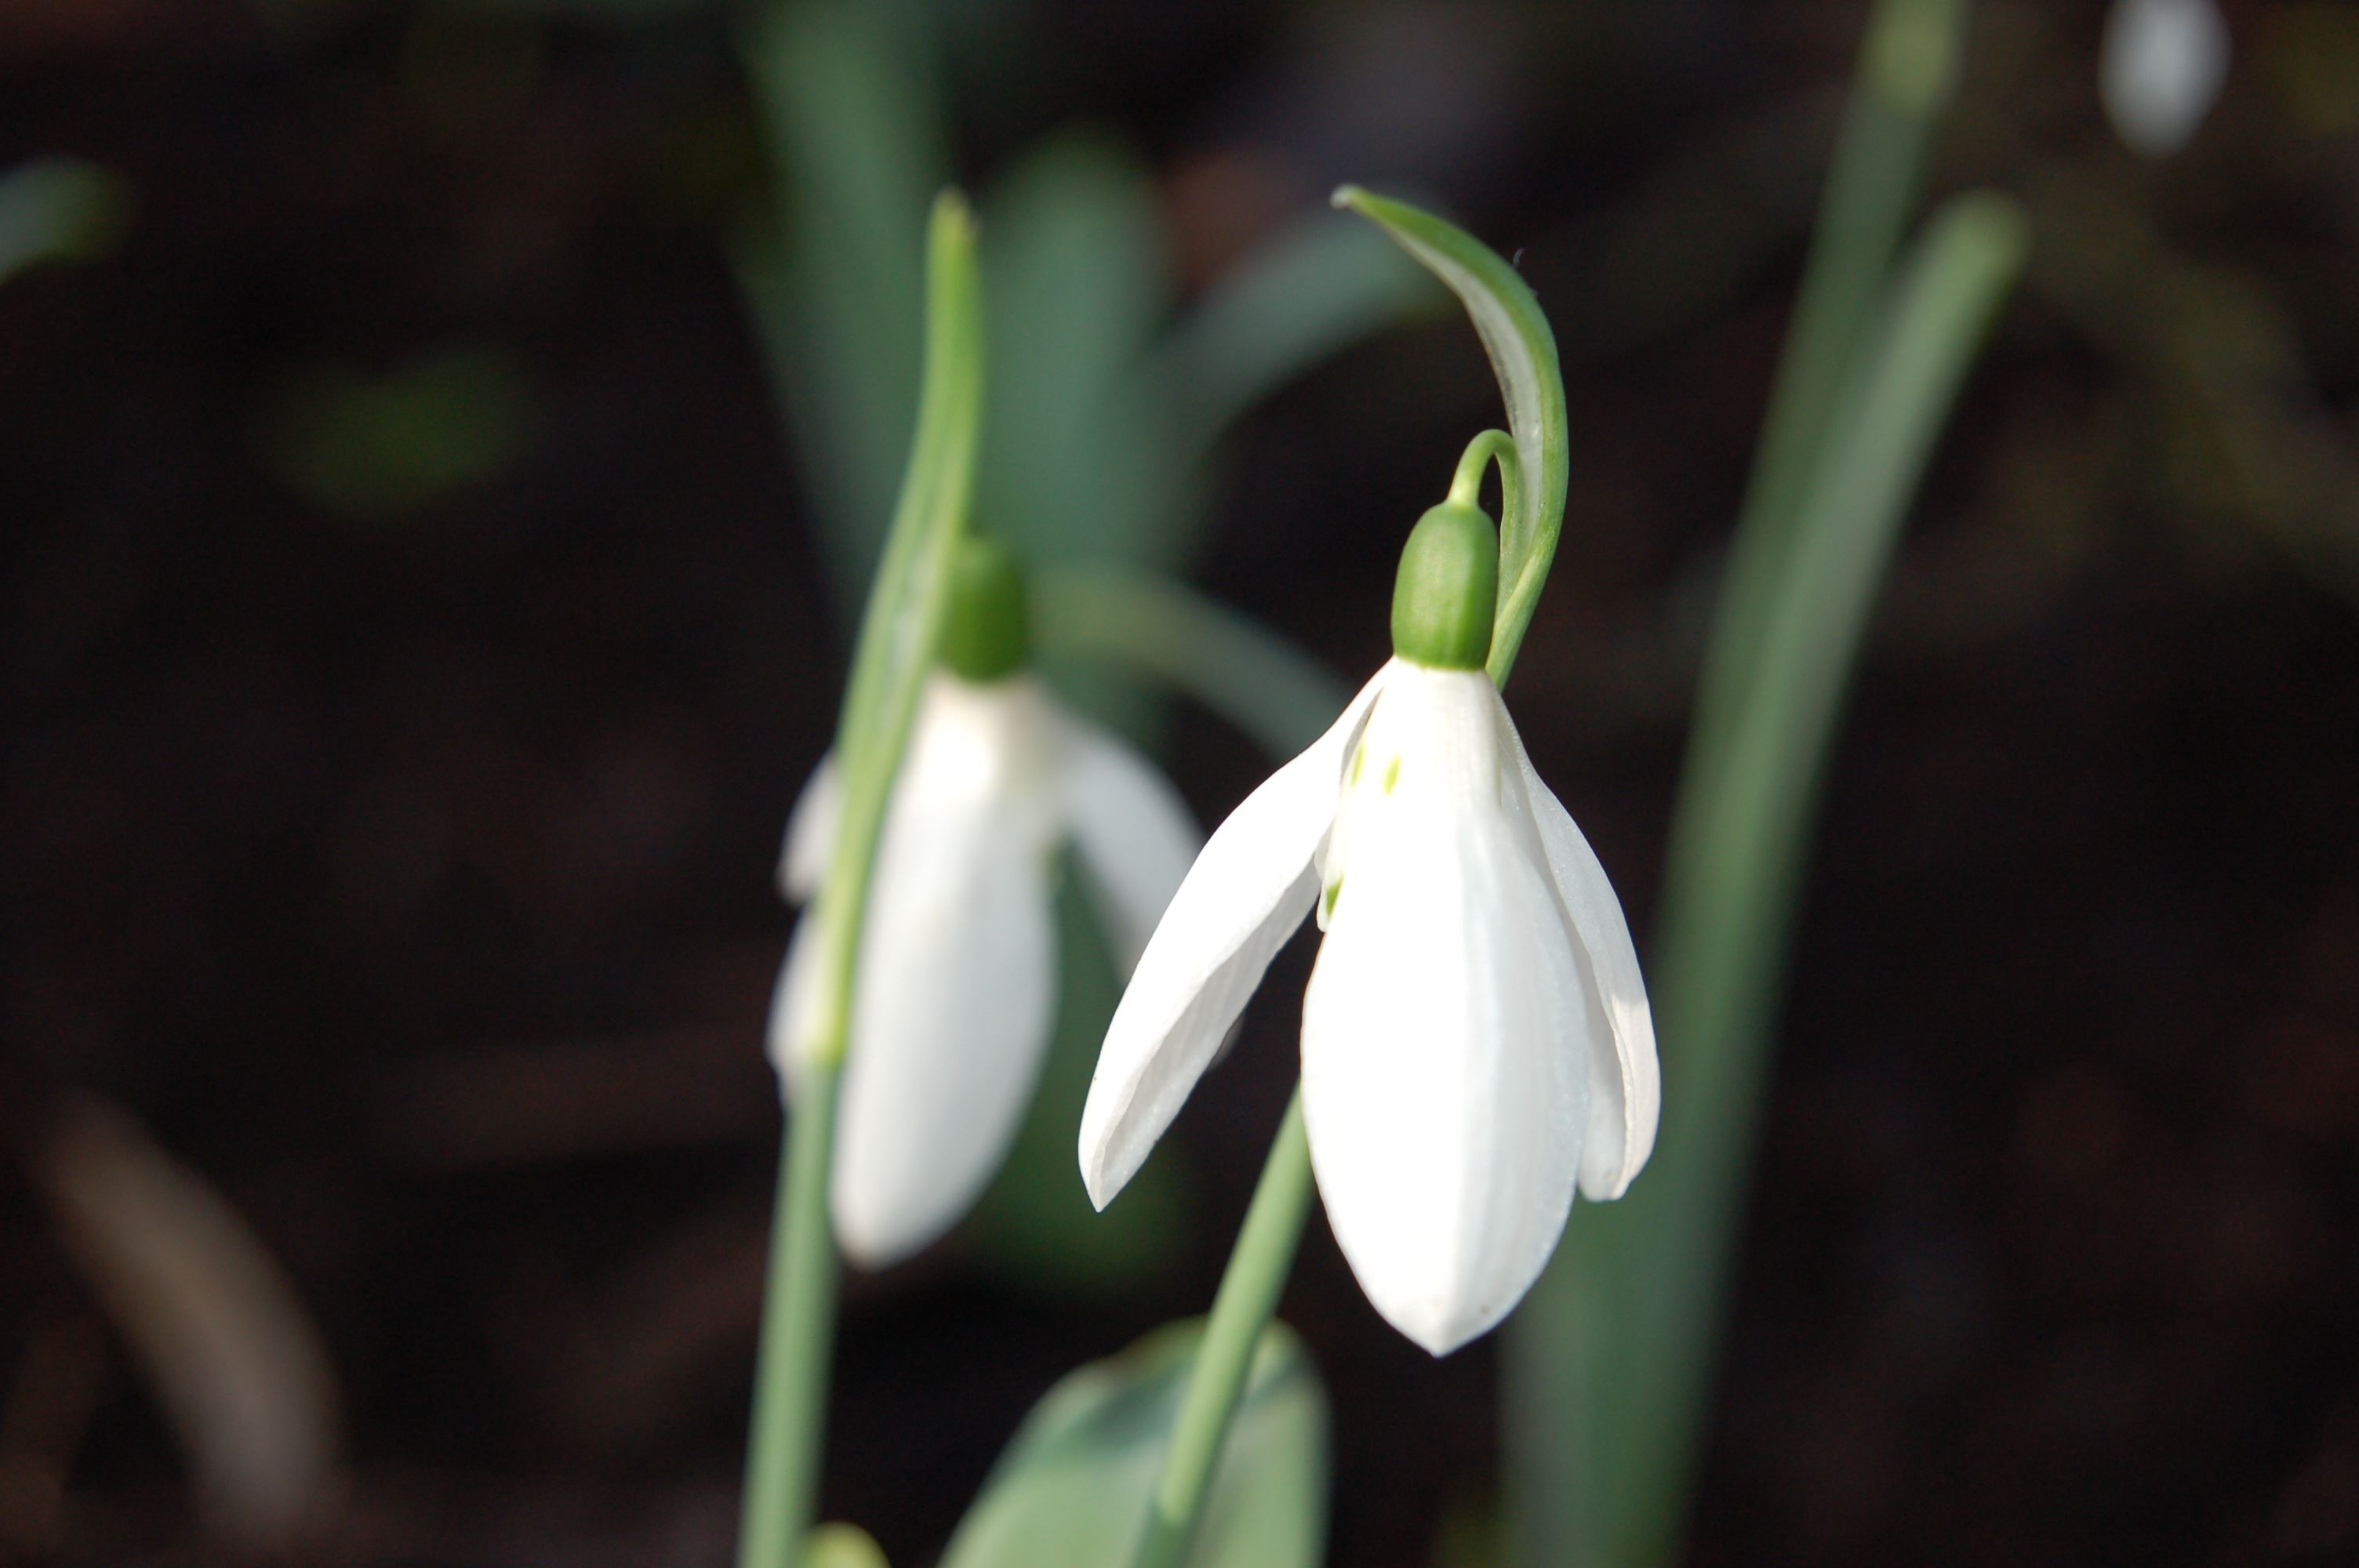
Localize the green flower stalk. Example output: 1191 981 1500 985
740 191 983 1568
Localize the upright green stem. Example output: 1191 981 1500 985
740 1062 843 1568
736 192 983 1568
1132 1093 1314 1568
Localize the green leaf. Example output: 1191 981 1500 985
1152 209 1442 463
736 0 952 606
1331 187 1568 686
976 136 1179 571
800 187 985 1062
1028 566 1350 760
942 1322 1329 1568
1515 191 2026 1568
1703 0 1972 731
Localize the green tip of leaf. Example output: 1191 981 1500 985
931 187 977 242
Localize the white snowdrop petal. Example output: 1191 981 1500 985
1301 666 1588 1356
780 753 840 901
1503 723 1659 1201
1078 668 1390 1209
831 798 1058 1266
764 912 823 1099
2102 0 2230 158
772 673 1066 1265
1057 717 1203 975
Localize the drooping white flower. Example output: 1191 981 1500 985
771 546 1200 1268
2102 0 2230 158
1077 503 1657 1356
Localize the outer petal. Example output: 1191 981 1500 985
1300 663 1589 1356
1056 717 1203 974
1502 722 1659 1200
764 911 823 1097
831 787 1058 1265
778 753 840 901
1078 667 1389 1210
774 674 1066 1266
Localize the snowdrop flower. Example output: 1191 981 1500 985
1079 503 1658 1356
2102 0 2230 158
772 539 1200 1266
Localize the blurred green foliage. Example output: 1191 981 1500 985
941 1321 1327 1568
1506 5 2032 1566
256 347 534 520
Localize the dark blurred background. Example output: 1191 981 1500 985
4 0 2357 1563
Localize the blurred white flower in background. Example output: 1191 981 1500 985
2102 0 2231 158
770 548 1199 1267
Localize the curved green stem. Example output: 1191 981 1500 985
1447 427 1518 512
1132 1094 1314 1568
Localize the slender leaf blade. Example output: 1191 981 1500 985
1518 191 2027 1568
800 190 987 1062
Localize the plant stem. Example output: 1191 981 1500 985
1132 1091 1315 1568
736 192 983 1568
740 1061 843 1568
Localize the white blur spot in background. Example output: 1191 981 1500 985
2102 0 2233 158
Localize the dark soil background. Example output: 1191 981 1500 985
4 1 2357 1564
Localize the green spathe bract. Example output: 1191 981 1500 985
940 535 1030 681
1389 503 1498 671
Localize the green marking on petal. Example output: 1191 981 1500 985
1381 755 1401 795
1347 741 1365 786
1321 880 1342 920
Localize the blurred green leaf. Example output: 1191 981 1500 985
738 2 1432 639
737 0 950 606
256 346 533 519
976 135 1187 574
1152 209 1441 463
1030 565 1350 760
0 158 132 289
942 1321 1328 1568
1525 191 2026 1568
